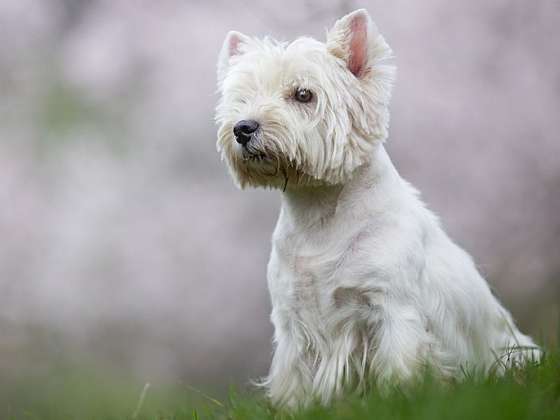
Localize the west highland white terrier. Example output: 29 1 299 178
215 9 540 408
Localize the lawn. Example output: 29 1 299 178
3 349 559 420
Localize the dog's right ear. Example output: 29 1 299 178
326 9 391 80
218 31 249 81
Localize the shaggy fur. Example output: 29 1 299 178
215 9 540 409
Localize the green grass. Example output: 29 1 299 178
3 350 559 420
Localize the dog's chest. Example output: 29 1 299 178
270 245 330 312
267 223 377 333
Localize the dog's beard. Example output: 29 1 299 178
234 136 296 190
239 135 269 162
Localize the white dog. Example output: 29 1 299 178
215 9 539 408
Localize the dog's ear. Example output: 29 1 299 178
326 9 390 79
218 31 250 81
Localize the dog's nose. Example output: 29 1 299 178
233 119 259 145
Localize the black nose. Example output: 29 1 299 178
233 120 259 145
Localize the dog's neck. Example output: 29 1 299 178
280 145 401 230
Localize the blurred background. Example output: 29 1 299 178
1 0 559 407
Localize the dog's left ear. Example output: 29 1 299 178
326 9 390 79
218 30 250 82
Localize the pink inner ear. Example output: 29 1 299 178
228 33 242 57
348 15 368 77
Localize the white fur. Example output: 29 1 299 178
215 9 540 409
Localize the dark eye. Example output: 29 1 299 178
294 87 313 103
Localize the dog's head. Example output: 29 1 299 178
215 9 395 189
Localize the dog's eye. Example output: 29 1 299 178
294 88 313 103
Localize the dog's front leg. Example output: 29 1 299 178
266 330 313 409
370 302 432 388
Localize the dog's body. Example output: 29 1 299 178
264 148 537 407
216 9 539 408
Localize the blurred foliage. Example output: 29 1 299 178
36 79 129 157
40 82 97 135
